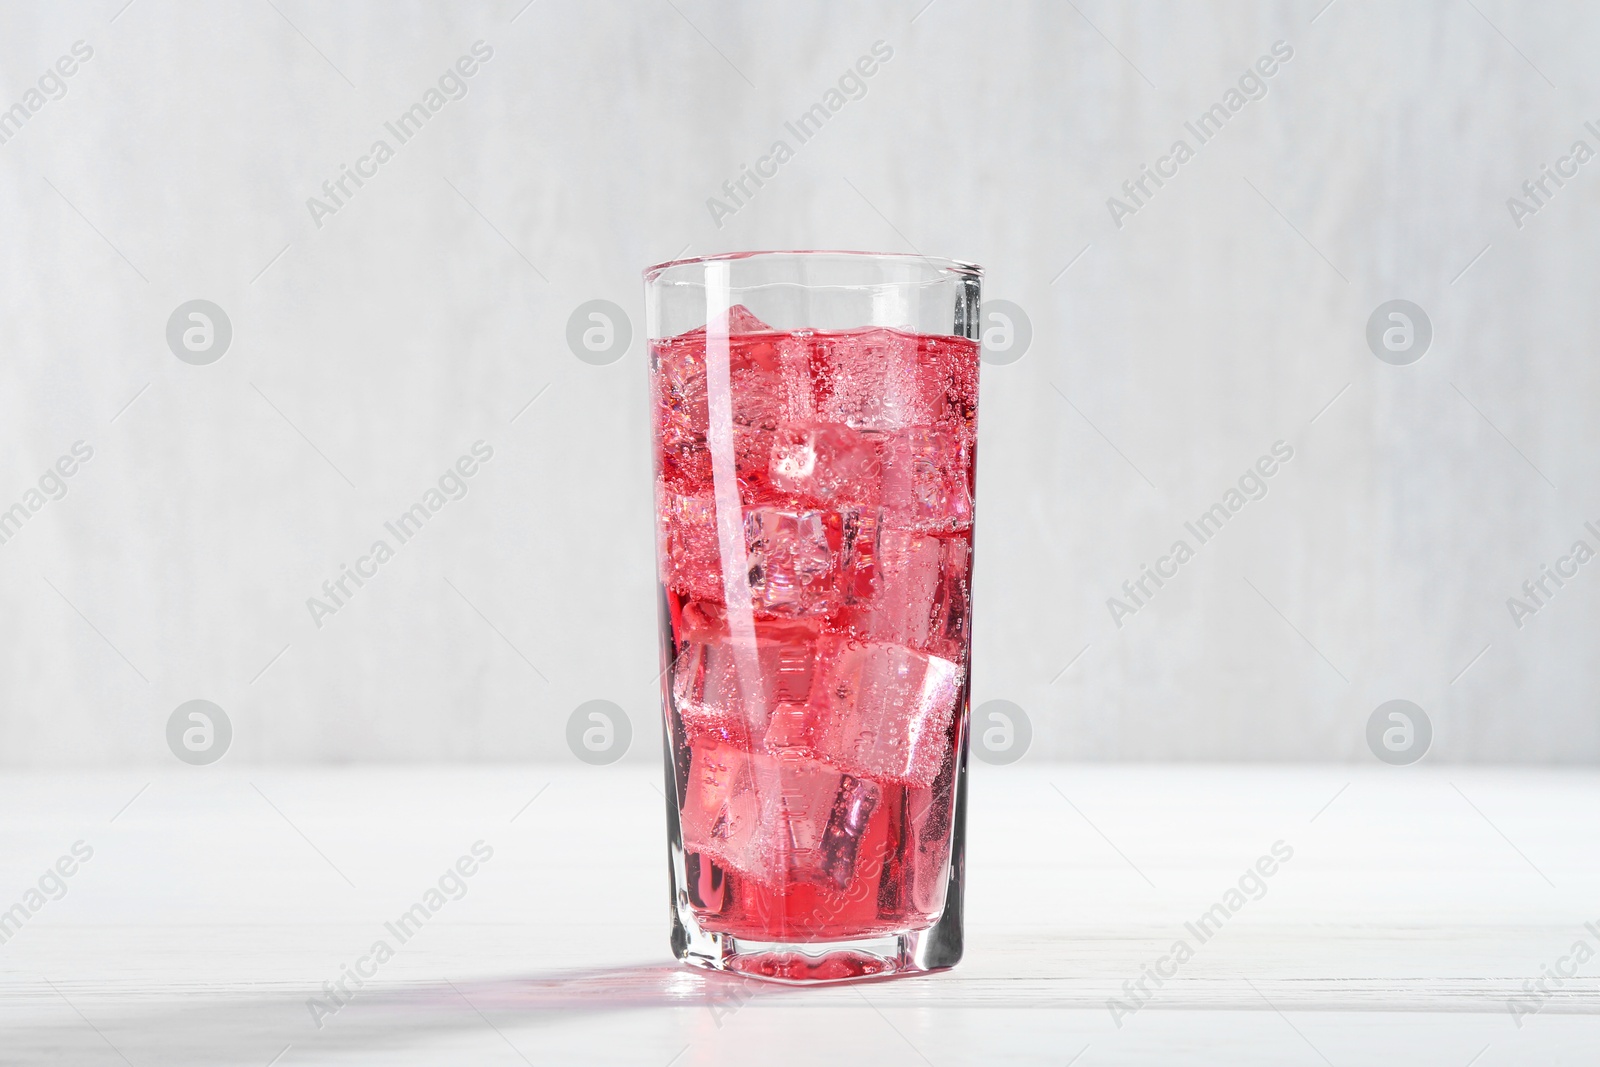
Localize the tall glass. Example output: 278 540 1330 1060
644 251 982 982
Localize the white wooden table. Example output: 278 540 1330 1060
1 764 1595 1065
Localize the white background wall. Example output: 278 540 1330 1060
0 0 1594 766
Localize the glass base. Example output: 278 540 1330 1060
675 922 961 984
663 725 969 986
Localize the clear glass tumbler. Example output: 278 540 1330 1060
644 251 982 982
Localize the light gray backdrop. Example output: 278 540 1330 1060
1 0 1594 765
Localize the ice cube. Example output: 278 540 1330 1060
761 755 882 891
847 529 939 648
776 329 980 434
907 769 955 914
658 490 873 620
880 427 973 532
674 596 727 640
680 742 766 877
926 534 971 662
672 613 820 742
657 484 723 602
729 366 783 501
659 438 713 496
680 743 880 890
776 332 819 424
653 341 710 495
689 303 776 338
810 636 963 786
743 506 843 617
845 529 971 661
819 773 880 890
863 777 953 918
769 634 817 704
806 329 933 431
765 753 841 881
652 309 787 499
769 424 884 507
838 507 882 605
658 418 778 501
763 702 813 752
728 304 774 333
673 635 762 743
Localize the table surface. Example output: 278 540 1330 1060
1 763 1596 1066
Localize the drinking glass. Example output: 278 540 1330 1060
644 250 982 982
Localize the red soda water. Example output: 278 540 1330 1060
654 306 978 943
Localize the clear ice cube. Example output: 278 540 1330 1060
711 304 777 336
654 343 711 494
880 427 973 532
848 529 940 647
762 702 813 752
810 635 964 786
845 528 971 661
672 612 819 742
819 773 880 890
743 506 842 617
680 742 766 877
652 306 788 499
765 754 839 880
769 424 884 507
656 484 723 603
907 776 954 914
838 507 882 605
928 535 970 659
776 328 979 433
728 365 784 500
767 755 882 890
659 493 879 621
681 743 881 890
803 329 932 431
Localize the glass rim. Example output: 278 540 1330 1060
643 249 982 283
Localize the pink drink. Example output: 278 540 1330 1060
652 296 979 981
